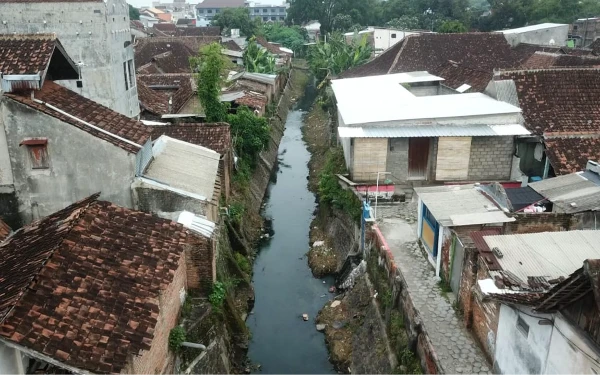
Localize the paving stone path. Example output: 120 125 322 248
377 202 492 374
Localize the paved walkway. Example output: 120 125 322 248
376 203 491 374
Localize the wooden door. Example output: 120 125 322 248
408 138 430 179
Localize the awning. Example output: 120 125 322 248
338 124 530 138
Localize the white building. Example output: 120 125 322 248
344 27 419 55
1 0 141 117
498 23 569 47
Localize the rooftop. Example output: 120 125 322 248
137 74 195 116
332 72 521 126
529 169 600 213
522 51 600 68
0 194 200 373
484 230 600 285
143 136 220 201
0 219 11 241
545 136 600 175
151 123 231 154
414 184 515 226
196 0 245 8
498 23 567 34
134 37 221 74
5 81 150 153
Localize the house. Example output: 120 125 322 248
228 71 282 104
414 184 515 276
303 20 321 42
0 194 215 374
140 14 160 28
151 123 233 200
480 233 600 374
152 24 220 37
1 0 140 117
142 7 173 23
195 0 246 25
343 27 419 56
248 2 287 22
571 18 600 47
255 36 293 64
134 36 221 74
132 136 222 223
488 68 600 179
0 35 152 227
498 23 569 47
332 72 528 185
137 74 198 120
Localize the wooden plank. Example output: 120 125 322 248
436 137 472 181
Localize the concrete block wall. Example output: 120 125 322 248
505 213 576 234
386 138 408 183
468 136 514 181
429 138 438 182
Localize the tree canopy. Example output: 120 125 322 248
193 43 229 122
260 23 308 52
128 4 140 20
212 7 261 36
243 37 277 73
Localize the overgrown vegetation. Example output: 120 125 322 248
260 23 308 52
234 252 252 274
212 7 261 37
169 326 186 352
307 33 372 84
209 281 228 308
318 147 362 221
243 37 277 73
191 43 230 123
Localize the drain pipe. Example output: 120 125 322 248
181 342 207 350
31 96 143 149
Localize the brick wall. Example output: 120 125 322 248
458 240 478 327
184 235 215 293
429 138 438 181
442 226 483 283
504 213 576 234
467 136 513 181
470 257 500 361
123 255 187 374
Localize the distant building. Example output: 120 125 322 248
1 0 140 117
195 0 246 24
248 2 287 22
498 23 569 47
571 18 600 47
344 27 420 56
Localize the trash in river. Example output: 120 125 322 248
329 286 336 293
313 240 325 247
320 294 326 298
302 313 309 321
322 280 326 284
331 300 341 308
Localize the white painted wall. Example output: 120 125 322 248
0 341 26 375
501 25 569 47
373 29 416 53
544 314 600 374
2 0 140 117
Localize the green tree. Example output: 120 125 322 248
227 107 270 166
129 4 140 20
191 43 229 122
212 7 260 36
332 14 353 31
260 23 307 52
385 15 420 30
307 33 372 82
243 37 277 73
438 19 468 32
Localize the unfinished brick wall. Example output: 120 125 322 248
185 236 215 293
470 257 500 361
124 255 186 374
467 136 514 181
504 213 576 234
458 241 478 327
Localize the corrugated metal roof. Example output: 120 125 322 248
144 136 220 200
415 184 513 226
332 72 522 126
529 172 600 213
220 91 246 102
178 211 215 238
337 124 530 138
483 231 600 282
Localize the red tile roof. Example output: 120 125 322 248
0 219 11 241
136 79 170 115
134 37 220 73
179 26 220 37
137 74 195 115
221 39 242 52
151 123 231 154
0 34 57 75
0 194 201 373
499 68 600 136
544 136 600 175
5 81 151 153
234 91 267 110
432 60 494 92
338 39 405 79
522 51 600 68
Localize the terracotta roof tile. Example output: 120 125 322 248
0 218 11 241
0 34 57 75
5 81 151 153
522 51 600 68
137 74 195 115
234 91 267 110
179 27 220 37
432 60 494 92
338 39 404 79
499 68 600 136
136 79 170 115
151 123 231 154
0 194 204 373
544 136 600 175
134 37 220 73
221 39 242 52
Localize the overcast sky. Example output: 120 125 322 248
128 0 285 9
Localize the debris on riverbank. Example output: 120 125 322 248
307 242 337 277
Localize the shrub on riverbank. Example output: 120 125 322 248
319 148 362 222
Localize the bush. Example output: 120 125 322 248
209 281 227 308
234 252 252 274
228 202 245 224
228 106 270 167
318 148 362 221
168 326 186 352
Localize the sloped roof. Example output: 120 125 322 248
136 79 170 115
134 37 220 73
151 123 231 154
196 0 244 8
0 219 11 241
432 60 494 92
0 194 200 373
221 39 242 52
529 171 600 213
338 39 404 79
545 136 600 175
0 34 78 81
5 81 150 153
179 26 220 37
499 68 600 136
137 74 195 116
522 51 600 68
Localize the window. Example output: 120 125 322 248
280 16 285 20
517 315 529 337
127 59 135 89
123 61 128 90
207 9 212 13
263 16 268 21
271 16 276 20
263 8 267 12
215 8 220 13
271 8 275 12
198 9 204 13
254 8 259 13
391 33 397 38
21 139 50 169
